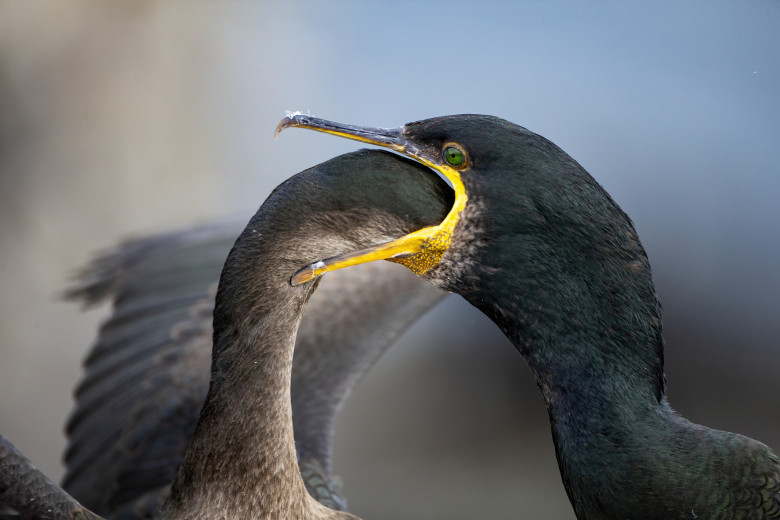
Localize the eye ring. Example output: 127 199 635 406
442 143 468 169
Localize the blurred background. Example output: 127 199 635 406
1 1 779 518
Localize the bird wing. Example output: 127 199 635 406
292 260 445 474
62 216 444 518
1 434 104 520
62 218 240 519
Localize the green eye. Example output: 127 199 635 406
443 145 466 168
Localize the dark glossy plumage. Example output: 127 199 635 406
407 115 780 519
1 149 452 520
287 114 780 519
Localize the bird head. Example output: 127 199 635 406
276 114 650 298
276 114 664 391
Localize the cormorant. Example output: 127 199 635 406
0 148 452 520
62 220 444 518
278 114 780 519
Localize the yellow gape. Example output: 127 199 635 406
275 114 468 286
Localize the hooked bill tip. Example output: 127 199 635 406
274 111 311 139
290 260 325 286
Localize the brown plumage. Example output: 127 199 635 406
0 149 452 519
61 219 444 518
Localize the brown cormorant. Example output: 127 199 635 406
0 148 452 520
61 220 443 518
278 114 780 520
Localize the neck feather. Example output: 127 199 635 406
159 235 344 520
449 201 779 519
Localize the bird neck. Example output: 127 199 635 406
159 234 343 520
450 205 780 519
447 199 667 405
469 264 780 518
552 395 780 519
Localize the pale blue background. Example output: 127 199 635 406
1 2 778 518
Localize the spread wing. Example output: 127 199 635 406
62 219 238 520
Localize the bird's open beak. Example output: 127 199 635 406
276 113 467 286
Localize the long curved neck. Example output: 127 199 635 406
152 148 452 520
451 202 779 519
158 230 341 520
471 256 780 518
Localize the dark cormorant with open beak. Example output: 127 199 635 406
278 113 780 520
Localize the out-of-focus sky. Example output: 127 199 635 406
0 2 778 519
